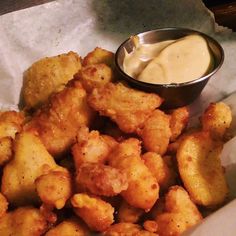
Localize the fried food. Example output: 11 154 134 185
0 193 8 218
72 128 117 168
83 47 114 68
35 169 72 209
0 111 25 139
142 152 176 190
88 82 163 133
75 163 128 197
108 138 159 210
137 109 171 155
117 200 144 223
23 51 82 109
1 131 57 205
143 220 158 233
201 102 232 140
25 80 95 157
71 193 114 232
169 107 189 141
45 218 90 236
0 137 12 166
155 186 202 236
103 222 158 236
177 131 228 206
0 206 48 236
75 63 114 93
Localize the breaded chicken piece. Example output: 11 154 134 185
45 218 90 236
177 131 228 206
201 102 232 140
25 80 95 157
23 51 82 109
142 152 176 190
108 138 159 210
76 163 128 197
103 223 158 236
0 137 12 166
75 63 114 93
137 110 171 155
0 111 25 139
117 200 144 223
71 193 114 232
88 82 163 133
35 169 72 209
83 47 114 68
0 206 48 236
155 186 202 236
72 127 117 168
0 193 8 218
169 107 189 142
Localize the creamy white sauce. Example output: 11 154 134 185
123 35 213 84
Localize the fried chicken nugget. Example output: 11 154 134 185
177 131 228 206
142 152 176 190
45 218 90 236
108 138 159 210
201 102 232 140
88 82 163 133
83 47 114 68
1 131 57 205
117 200 144 223
0 206 48 236
155 186 202 236
0 137 12 166
71 193 114 232
75 163 128 197
25 80 95 157
0 111 25 139
0 193 8 218
72 128 117 168
75 63 114 93
138 110 171 155
169 107 189 142
35 169 72 209
103 223 158 236
23 51 82 109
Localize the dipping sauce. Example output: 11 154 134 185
123 35 214 84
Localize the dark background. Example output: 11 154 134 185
0 0 236 31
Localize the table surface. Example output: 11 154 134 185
1 0 236 31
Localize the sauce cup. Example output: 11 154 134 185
115 28 224 109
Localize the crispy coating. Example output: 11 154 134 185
103 223 158 236
0 193 8 218
25 80 94 157
72 128 117 168
155 186 202 236
138 110 171 155
142 152 176 190
88 82 163 133
45 218 90 236
143 220 159 233
71 193 114 232
177 131 228 206
201 102 232 140
0 206 48 236
108 138 159 210
83 47 114 68
23 51 82 109
35 169 72 209
1 131 57 205
75 63 114 93
0 111 25 139
0 137 13 166
117 200 144 223
169 107 189 142
75 163 128 197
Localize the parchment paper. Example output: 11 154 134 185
0 0 236 234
